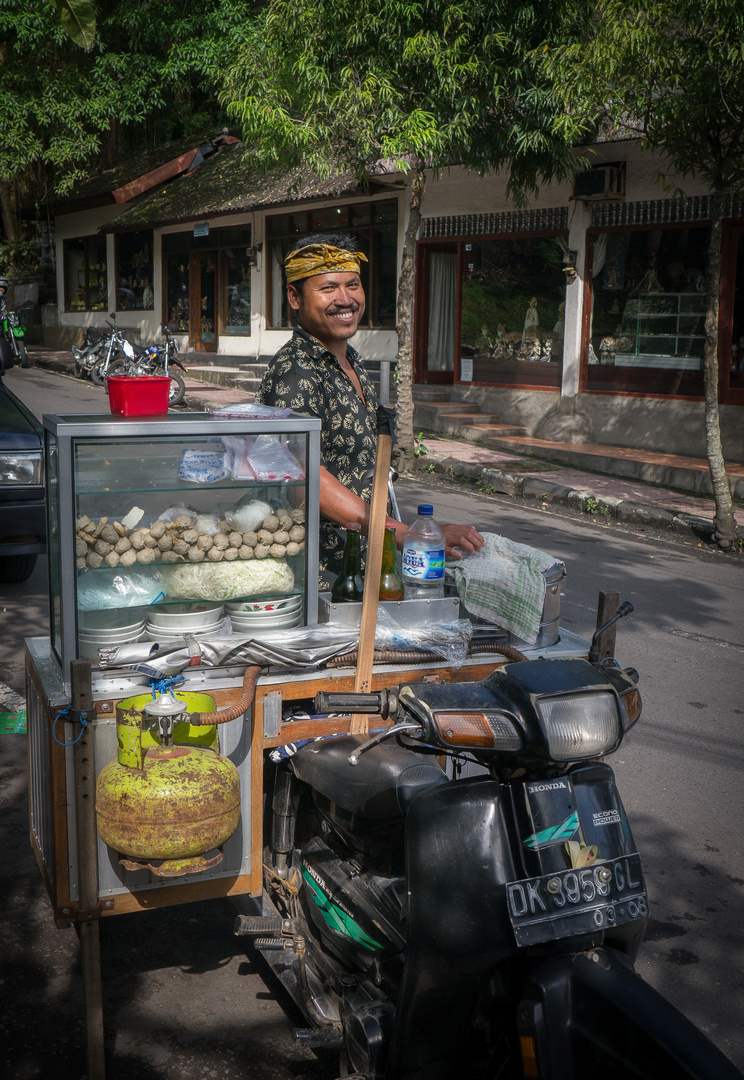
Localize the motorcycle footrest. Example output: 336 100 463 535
234 914 289 936
294 1026 344 1048
252 936 295 950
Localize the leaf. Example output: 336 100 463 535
47 0 96 51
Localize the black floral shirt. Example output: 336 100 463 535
255 326 380 586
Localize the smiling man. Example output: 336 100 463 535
255 232 483 586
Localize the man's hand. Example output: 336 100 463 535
442 524 485 560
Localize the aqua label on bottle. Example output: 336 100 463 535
401 545 445 582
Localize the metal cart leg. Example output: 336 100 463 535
71 660 106 1079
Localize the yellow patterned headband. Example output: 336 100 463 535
284 243 368 285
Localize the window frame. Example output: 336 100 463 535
265 199 399 330
63 234 108 313
580 222 712 400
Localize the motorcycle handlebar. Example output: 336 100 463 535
314 689 397 718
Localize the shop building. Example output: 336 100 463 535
48 135 743 462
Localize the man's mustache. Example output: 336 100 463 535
326 303 360 314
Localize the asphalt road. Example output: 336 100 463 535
1 368 743 1078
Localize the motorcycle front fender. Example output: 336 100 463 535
518 947 743 1080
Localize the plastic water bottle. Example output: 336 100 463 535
401 505 445 600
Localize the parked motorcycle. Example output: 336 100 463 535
0 306 29 369
236 604 742 1080
71 326 108 380
71 314 133 384
112 322 187 405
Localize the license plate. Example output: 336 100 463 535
506 853 647 947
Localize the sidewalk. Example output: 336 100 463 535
28 346 744 548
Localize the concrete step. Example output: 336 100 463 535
412 400 528 440
478 434 744 500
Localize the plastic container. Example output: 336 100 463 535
401 504 446 600
107 376 171 417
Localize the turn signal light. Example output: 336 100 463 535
519 1034 540 1077
621 688 642 727
432 711 522 750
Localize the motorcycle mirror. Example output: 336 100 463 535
588 601 634 663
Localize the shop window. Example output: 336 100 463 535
267 200 398 329
116 230 154 310
585 225 710 395
64 235 107 312
224 246 252 335
459 236 567 386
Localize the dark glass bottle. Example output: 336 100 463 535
331 523 364 602
379 525 404 601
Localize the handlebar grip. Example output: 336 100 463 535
314 691 383 714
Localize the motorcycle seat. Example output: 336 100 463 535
290 734 448 820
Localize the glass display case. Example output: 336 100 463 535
43 411 321 683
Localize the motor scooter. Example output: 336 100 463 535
236 604 743 1080
111 322 188 404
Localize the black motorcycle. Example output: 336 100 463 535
236 605 742 1080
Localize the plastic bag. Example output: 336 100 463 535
242 435 305 481
78 568 167 610
210 402 292 420
221 435 256 480
374 608 473 668
178 448 230 484
157 503 198 523
223 495 273 533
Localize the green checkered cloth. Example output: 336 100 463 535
447 533 562 645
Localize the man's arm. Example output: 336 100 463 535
320 467 484 560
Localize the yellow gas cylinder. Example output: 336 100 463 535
96 690 240 872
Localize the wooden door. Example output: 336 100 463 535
189 251 219 352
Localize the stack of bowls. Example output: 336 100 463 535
78 609 147 660
227 595 303 633
145 602 224 640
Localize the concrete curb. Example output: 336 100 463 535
421 450 739 548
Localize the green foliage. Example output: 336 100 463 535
221 0 584 194
47 0 96 50
0 0 257 196
552 0 744 195
0 228 39 273
413 432 428 457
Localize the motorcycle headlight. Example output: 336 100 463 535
0 451 42 485
536 690 620 760
432 710 523 750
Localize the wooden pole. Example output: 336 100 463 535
595 591 621 662
351 432 393 734
71 659 106 1080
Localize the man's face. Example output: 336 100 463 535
287 271 365 348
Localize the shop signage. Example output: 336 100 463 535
193 222 209 237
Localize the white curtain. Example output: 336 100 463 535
426 252 456 371
588 233 609 358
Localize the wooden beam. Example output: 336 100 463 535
351 433 392 734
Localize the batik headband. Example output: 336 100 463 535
284 243 368 284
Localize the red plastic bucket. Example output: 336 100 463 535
107 376 171 417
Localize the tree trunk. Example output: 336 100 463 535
393 167 425 471
702 193 736 548
0 179 20 243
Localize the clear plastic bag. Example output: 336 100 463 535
210 403 292 420
374 608 472 668
242 435 305 481
78 568 167 610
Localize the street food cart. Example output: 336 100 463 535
24 409 605 1077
